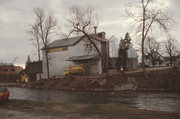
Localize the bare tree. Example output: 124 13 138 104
67 5 108 74
11 57 18 64
31 7 57 79
28 24 42 79
145 37 161 67
163 36 178 66
126 0 173 77
29 24 42 62
67 5 100 55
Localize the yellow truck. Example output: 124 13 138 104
64 65 86 76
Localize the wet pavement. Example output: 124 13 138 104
8 87 180 112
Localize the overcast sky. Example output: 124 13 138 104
0 0 179 66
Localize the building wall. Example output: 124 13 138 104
42 37 102 77
127 46 138 58
144 54 165 67
126 58 138 70
0 64 23 75
126 46 138 70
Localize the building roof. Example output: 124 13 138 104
66 55 99 61
0 63 13 66
47 35 85 49
45 32 106 49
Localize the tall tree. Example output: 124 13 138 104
145 37 161 67
117 32 132 71
31 7 57 78
163 36 178 66
126 0 173 77
67 5 108 74
25 55 31 68
29 24 42 62
67 5 100 55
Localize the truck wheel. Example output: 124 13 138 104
65 74 69 77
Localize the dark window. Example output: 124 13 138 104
4 69 8 72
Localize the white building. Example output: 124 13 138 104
108 34 138 70
42 32 108 77
109 35 120 58
126 45 138 70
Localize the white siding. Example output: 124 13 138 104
109 36 120 58
42 38 102 77
127 46 138 58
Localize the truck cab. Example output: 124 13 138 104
64 64 86 76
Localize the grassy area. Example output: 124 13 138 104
0 99 180 119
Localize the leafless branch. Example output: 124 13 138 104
29 7 57 78
126 0 174 74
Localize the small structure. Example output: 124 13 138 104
144 52 164 67
175 57 180 67
0 63 23 75
163 55 180 67
22 61 42 81
42 32 108 77
144 54 180 67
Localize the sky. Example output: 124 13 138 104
0 0 180 66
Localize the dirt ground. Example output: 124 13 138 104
1 67 180 91
19 67 180 91
0 99 180 119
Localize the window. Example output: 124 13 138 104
11 69 15 72
4 69 8 72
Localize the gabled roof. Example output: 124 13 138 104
46 35 85 49
45 32 106 49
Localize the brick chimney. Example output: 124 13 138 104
97 32 106 39
94 26 97 34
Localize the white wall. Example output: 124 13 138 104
42 37 102 77
127 46 138 58
109 36 120 58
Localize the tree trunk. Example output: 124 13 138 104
142 39 145 70
170 54 172 66
37 43 41 80
141 4 148 79
45 50 50 79
84 32 108 77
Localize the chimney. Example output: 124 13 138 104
97 32 106 39
94 26 97 34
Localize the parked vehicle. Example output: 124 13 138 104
0 88 10 101
64 64 86 76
